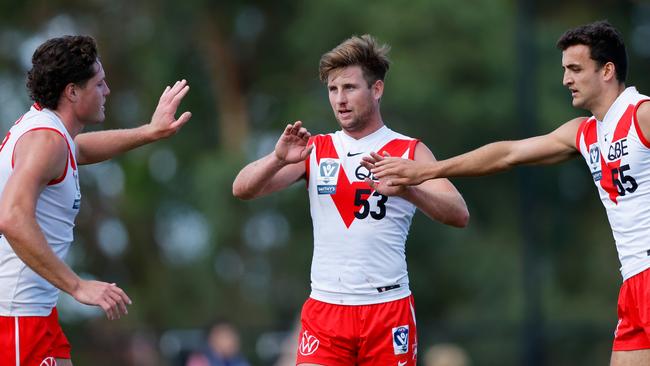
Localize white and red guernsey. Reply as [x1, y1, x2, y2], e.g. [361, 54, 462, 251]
[0, 103, 81, 316]
[305, 126, 419, 305]
[576, 87, 650, 280]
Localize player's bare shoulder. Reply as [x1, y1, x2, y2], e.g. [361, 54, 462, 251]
[412, 141, 436, 162]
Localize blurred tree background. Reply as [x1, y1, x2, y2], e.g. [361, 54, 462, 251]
[1, 0, 649, 365]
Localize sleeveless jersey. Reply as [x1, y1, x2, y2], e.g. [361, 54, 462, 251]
[0, 104, 81, 316]
[576, 87, 650, 280]
[305, 126, 419, 305]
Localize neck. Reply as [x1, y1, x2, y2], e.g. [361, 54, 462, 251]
[592, 83, 627, 121]
[343, 111, 384, 140]
[51, 107, 84, 138]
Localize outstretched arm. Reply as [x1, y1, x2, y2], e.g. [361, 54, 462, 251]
[233, 121, 313, 200]
[363, 117, 585, 186]
[367, 143, 469, 228]
[75, 79, 192, 165]
[0, 130, 131, 320]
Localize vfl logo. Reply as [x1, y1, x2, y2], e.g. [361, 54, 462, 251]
[589, 144, 599, 164]
[319, 159, 339, 180]
[299, 330, 320, 356]
[588, 144, 602, 181]
[40, 357, 56, 366]
[392, 325, 409, 355]
[317, 159, 340, 195]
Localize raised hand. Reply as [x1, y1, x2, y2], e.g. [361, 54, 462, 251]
[274, 121, 313, 164]
[148, 79, 192, 140]
[72, 279, 132, 320]
[363, 152, 430, 186]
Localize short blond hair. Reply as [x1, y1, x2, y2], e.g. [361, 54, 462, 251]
[319, 34, 391, 86]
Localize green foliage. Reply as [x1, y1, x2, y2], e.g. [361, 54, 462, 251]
[1, 0, 648, 365]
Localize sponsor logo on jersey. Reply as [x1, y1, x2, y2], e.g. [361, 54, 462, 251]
[392, 325, 409, 355]
[317, 159, 340, 195]
[588, 144, 602, 181]
[355, 165, 376, 181]
[299, 330, 320, 356]
[397, 361, 407, 366]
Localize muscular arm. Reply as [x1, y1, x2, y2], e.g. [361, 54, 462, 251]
[75, 80, 191, 165]
[0, 131, 130, 319]
[366, 117, 585, 186]
[233, 121, 312, 200]
[0, 131, 79, 293]
[233, 153, 307, 199]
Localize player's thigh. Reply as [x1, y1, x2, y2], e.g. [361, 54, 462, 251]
[610, 349, 650, 366]
[56, 358, 73, 366]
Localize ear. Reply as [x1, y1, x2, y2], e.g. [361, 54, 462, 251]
[372, 79, 384, 100]
[602, 62, 617, 82]
[61, 83, 79, 103]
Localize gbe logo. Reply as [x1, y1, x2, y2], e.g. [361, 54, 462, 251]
[299, 330, 320, 356]
[40, 357, 56, 366]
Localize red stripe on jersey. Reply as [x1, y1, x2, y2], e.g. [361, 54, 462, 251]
[582, 118, 598, 147]
[14, 114, 25, 126]
[312, 135, 416, 228]
[600, 104, 635, 204]
[305, 136, 316, 183]
[312, 135, 362, 227]
[376, 139, 415, 158]
[633, 99, 650, 148]
[407, 139, 419, 160]
[576, 118, 591, 153]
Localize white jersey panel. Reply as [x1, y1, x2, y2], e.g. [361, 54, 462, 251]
[576, 87, 650, 280]
[306, 126, 418, 305]
[0, 105, 80, 316]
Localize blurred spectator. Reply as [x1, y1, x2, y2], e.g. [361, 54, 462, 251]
[185, 321, 250, 366]
[126, 331, 163, 366]
[273, 318, 300, 366]
[423, 343, 471, 366]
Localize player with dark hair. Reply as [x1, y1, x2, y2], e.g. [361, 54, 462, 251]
[364, 20, 650, 365]
[0, 35, 191, 366]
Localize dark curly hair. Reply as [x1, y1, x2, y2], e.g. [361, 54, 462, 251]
[556, 20, 627, 83]
[26, 35, 99, 110]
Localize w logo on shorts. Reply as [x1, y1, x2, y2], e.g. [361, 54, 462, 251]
[40, 357, 56, 366]
[299, 330, 320, 356]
